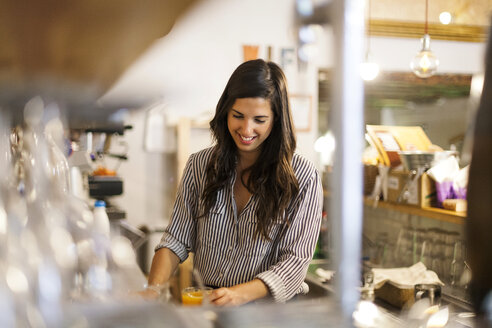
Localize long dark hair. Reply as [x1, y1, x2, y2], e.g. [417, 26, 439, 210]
[201, 59, 299, 240]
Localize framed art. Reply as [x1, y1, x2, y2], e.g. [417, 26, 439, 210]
[290, 94, 312, 132]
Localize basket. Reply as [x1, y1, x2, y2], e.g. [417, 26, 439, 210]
[375, 282, 415, 309]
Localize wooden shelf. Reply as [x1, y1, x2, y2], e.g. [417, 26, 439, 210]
[364, 197, 466, 225]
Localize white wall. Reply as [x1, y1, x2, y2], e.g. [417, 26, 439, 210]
[107, 0, 487, 236]
[108, 0, 321, 236]
[105, 0, 320, 161]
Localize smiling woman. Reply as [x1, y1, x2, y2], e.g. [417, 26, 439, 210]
[143, 59, 323, 306]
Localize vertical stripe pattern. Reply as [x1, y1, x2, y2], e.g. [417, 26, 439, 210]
[155, 147, 323, 303]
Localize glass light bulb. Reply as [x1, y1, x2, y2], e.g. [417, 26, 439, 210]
[360, 61, 380, 81]
[410, 34, 439, 78]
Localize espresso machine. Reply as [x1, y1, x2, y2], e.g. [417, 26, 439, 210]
[69, 124, 131, 218]
[68, 123, 151, 256]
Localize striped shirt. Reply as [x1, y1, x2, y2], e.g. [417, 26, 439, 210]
[156, 147, 323, 303]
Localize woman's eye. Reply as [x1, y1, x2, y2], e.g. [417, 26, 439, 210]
[233, 115, 243, 119]
[255, 119, 266, 124]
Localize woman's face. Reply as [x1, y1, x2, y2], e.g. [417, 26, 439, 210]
[227, 97, 274, 156]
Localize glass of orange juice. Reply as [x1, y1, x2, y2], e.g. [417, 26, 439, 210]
[181, 287, 212, 306]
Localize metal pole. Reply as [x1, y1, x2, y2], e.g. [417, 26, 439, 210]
[330, 0, 365, 320]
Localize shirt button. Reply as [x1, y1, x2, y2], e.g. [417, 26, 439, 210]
[228, 246, 233, 251]
[219, 272, 223, 278]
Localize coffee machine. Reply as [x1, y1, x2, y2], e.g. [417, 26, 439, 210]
[69, 124, 131, 219]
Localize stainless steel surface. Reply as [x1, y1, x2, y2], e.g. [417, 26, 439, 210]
[397, 150, 458, 171]
[303, 270, 476, 327]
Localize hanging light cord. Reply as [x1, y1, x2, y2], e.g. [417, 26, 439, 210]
[425, 0, 429, 34]
[365, 0, 372, 59]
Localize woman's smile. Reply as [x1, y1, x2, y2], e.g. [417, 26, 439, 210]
[238, 134, 257, 144]
[227, 97, 273, 154]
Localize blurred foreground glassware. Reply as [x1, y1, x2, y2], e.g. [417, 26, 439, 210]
[360, 271, 375, 302]
[451, 241, 466, 287]
[395, 227, 415, 267]
[430, 229, 445, 279]
[442, 232, 459, 284]
[0, 96, 149, 326]
[420, 239, 433, 269]
[145, 283, 171, 303]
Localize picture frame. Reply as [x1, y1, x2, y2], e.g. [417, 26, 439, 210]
[290, 94, 312, 132]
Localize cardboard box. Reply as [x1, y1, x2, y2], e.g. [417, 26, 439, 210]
[366, 125, 433, 167]
[364, 165, 379, 196]
[386, 170, 436, 207]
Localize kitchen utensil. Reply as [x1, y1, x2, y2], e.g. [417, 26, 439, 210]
[397, 150, 458, 172]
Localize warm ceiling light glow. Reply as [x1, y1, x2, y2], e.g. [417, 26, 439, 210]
[411, 0, 439, 78]
[439, 12, 452, 25]
[410, 35, 439, 78]
[362, 0, 379, 81]
[360, 61, 380, 81]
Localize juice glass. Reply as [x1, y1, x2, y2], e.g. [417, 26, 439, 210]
[181, 287, 212, 306]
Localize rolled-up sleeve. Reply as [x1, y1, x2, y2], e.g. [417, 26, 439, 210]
[155, 154, 199, 263]
[256, 168, 323, 303]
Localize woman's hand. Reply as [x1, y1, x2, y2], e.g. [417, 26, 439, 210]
[209, 287, 248, 306]
[208, 279, 269, 306]
[127, 288, 159, 301]
[134, 288, 160, 300]
[130, 284, 169, 301]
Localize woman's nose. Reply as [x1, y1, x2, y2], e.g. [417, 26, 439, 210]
[241, 120, 253, 134]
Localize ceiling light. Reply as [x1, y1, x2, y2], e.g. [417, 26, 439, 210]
[410, 0, 439, 78]
[410, 34, 439, 78]
[361, 61, 380, 81]
[361, 0, 379, 81]
[439, 11, 452, 25]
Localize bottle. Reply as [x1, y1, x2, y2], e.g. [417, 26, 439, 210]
[361, 270, 375, 302]
[93, 200, 110, 238]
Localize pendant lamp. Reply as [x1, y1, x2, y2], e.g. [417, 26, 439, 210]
[410, 0, 439, 78]
[361, 0, 379, 81]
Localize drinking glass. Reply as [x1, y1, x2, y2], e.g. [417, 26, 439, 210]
[181, 286, 212, 306]
[420, 240, 433, 269]
[413, 228, 427, 265]
[430, 229, 445, 278]
[395, 227, 414, 267]
[442, 232, 459, 283]
[450, 241, 466, 287]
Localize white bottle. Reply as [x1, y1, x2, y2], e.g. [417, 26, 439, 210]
[93, 200, 110, 238]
